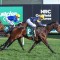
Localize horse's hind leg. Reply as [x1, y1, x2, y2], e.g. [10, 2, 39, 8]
[0, 39, 9, 50]
[0, 43, 5, 48]
[6, 40, 15, 48]
[17, 38, 24, 50]
[7, 38, 24, 50]
[0, 38, 12, 50]
[0, 38, 10, 49]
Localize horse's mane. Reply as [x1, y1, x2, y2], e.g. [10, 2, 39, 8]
[47, 21, 56, 25]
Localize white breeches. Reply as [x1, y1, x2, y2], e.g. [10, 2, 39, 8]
[6, 18, 15, 27]
[26, 19, 36, 28]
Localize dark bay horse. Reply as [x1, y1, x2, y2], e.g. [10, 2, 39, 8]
[0, 22, 60, 53]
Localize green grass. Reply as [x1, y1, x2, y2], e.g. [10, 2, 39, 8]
[0, 35, 60, 60]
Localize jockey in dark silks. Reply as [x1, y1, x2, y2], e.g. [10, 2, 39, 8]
[26, 14, 45, 37]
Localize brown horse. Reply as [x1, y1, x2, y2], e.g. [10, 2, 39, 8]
[0, 22, 11, 37]
[0, 22, 60, 53]
[0, 22, 4, 31]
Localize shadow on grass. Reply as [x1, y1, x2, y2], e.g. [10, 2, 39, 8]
[0, 48, 25, 52]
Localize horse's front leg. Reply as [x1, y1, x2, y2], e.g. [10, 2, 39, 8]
[17, 38, 24, 50]
[41, 37, 55, 53]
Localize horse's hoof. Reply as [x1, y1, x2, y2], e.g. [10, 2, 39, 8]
[28, 51, 31, 53]
[22, 49, 24, 51]
[53, 52, 56, 54]
[0, 48, 3, 51]
[52, 51, 56, 54]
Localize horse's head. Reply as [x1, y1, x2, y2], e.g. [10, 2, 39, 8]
[52, 22, 60, 32]
[46, 21, 59, 32]
[47, 21, 60, 33]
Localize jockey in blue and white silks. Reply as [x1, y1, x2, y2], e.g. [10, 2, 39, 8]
[6, 14, 20, 27]
[26, 14, 45, 28]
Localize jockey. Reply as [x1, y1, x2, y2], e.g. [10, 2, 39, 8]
[36, 14, 46, 27]
[26, 14, 45, 28]
[26, 14, 45, 36]
[6, 14, 20, 27]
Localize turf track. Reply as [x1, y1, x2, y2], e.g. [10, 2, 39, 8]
[0, 35, 60, 60]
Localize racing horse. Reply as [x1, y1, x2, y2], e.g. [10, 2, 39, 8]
[0, 22, 21, 37]
[0, 21, 59, 53]
[0, 22, 10, 37]
[0, 22, 4, 31]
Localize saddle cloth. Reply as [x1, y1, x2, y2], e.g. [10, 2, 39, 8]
[26, 26, 34, 37]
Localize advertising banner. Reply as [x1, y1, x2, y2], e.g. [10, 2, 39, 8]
[32, 5, 59, 33]
[33, 5, 52, 24]
[0, 6, 23, 25]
